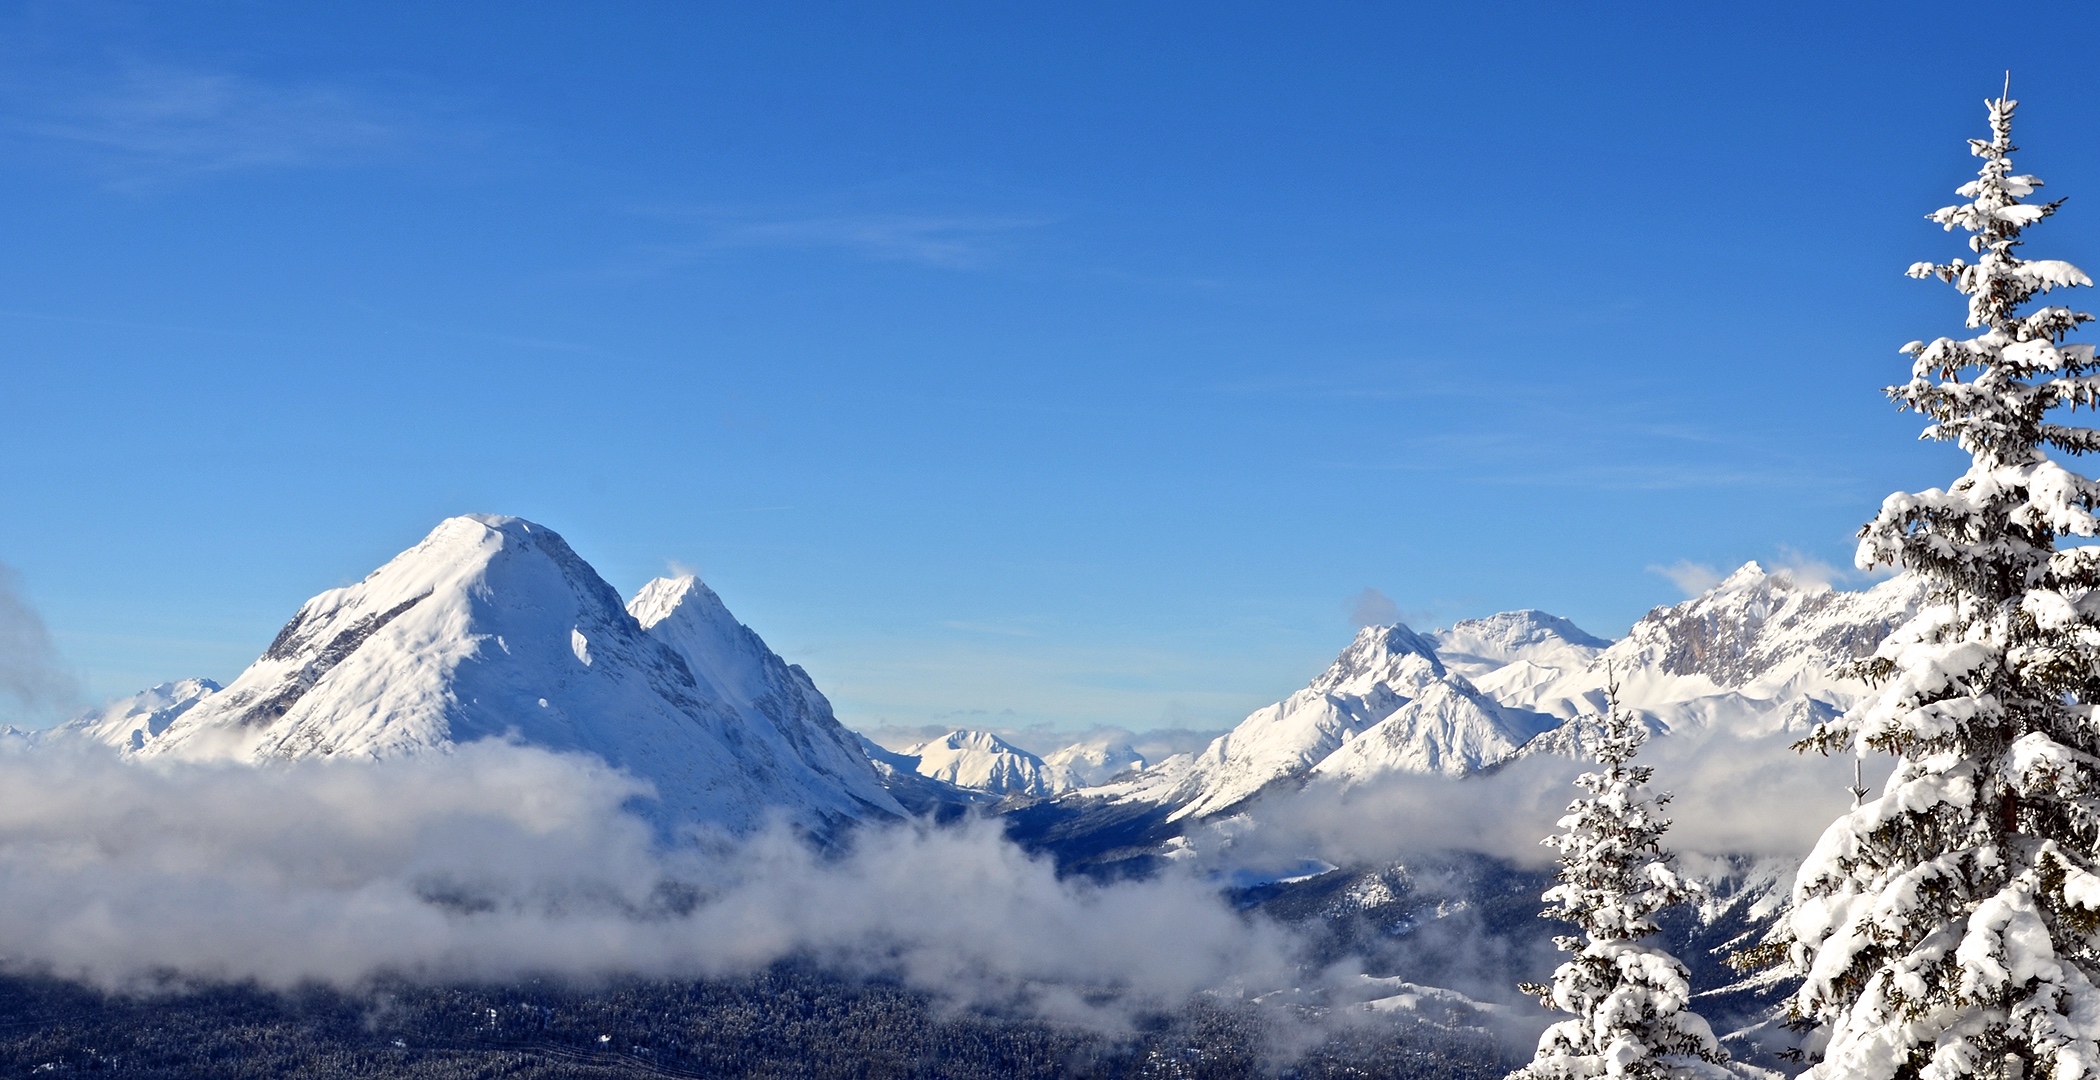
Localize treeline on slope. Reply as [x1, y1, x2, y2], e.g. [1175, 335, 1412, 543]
[0, 966, 1517, 1080]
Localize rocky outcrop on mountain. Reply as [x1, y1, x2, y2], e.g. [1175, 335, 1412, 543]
[1498, 564, 1927, 739]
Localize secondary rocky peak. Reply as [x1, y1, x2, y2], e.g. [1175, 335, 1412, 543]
[1623, 563, 1920, 691]
[629, 574, 791, 711]
[1094, 614, 1559, 822]
[628, 574, 728, 632]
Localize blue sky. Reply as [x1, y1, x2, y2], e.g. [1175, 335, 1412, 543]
[4, 1, 2097, 736]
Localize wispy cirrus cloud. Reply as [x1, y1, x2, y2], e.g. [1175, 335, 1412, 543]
[627, 208, 1051, 272]
[940, 619, 1035, 637]
[1648, 544, 1880, 599]
[1648, 559, 1724, 597]
[0, 64, 450, 186]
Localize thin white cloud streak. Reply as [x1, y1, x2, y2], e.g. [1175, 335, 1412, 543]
[0, 564, 78, 725]
[1649, 560, 1724, 598]
[0, 741, 1304, 1029]
[627, 209, 1049, 272]
[712, 214, 1046, 268]
[1650, 547, 1880, 600]
[1, 64, 452, 186]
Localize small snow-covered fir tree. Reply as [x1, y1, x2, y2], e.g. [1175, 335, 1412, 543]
[1769, 89, 2100, 1078]
[1511, 683, 1732, 1080]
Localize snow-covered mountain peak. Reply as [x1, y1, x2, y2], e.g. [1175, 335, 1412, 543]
[1096, 618, 1556, 821]
[1309, 623, 1444, 698]
[1435, 610, 1611, 667]
[1313, 678, 1560, 782]
[901, 730, 1072, 797]
[123, 514, 902, 833]
[628, 574, 796, 712]
[910, 729, 1029, 757]
[1045, 737, 1147, 787]
[58, 678, 222, 752]
[1619, 563, 1917, 693]
[628, 574, 723, 629]
[1470, 566, 1928, 741]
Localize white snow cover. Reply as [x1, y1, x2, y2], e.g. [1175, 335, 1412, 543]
[897, 729, 1072, 797]
[1043, 737, 1147, 788]
[121, 515, 902, 833]
[56, 678, 221, 752]
[1088, 564, 1923, 825]
[1098, 623, 1560, 821]
[1500, 564, 1927, 739]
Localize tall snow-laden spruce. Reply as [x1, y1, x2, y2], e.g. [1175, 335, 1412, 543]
[1511, 685, 1733, 1080]
[1775, 91, 2100, 1078]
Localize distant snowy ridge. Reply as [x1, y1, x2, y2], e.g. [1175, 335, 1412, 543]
[60, 536, 1921, 839]
[851, 732, 1001, 812]
[1043, 737, 1146, 787]
[1084, 564, 1923, 824]
[56, 678, 221, 752]
[1493, 563, 1925, 739]
[890, 729, 1075, 797]
[90, 515, 904, 834]
[1095, 621, 1563, 821]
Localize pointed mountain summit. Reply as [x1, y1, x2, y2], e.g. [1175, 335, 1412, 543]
[1431, 610, 1611, 711]
[625, 574, 892, 809]
[1433, 610, 1610, 678]
[892, 730, 1072, 797]
[136, 515, 902, 833]
[1100, 623, 1557, 821]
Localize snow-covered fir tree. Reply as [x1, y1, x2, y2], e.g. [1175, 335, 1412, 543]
[1511, 682, 1733, 1080]
[1770, 90, 2100, 1078]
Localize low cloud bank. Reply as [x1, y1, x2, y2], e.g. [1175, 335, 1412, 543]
[0, 741, 1304, 1029]
[1194, 723, 1880, 882]
[0, 720, 1865, 1042]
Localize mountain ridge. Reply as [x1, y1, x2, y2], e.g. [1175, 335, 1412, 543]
[82, 515, 905, 834]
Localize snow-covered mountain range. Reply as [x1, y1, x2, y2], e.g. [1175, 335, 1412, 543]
[1074, 563, 1924, 824]
[61, 515, 904, 834]
[849, 729, 1147, 799]
[49, 508, 1927, 850]
[1095, 622, 1562, 821]
[891, 729, 1072, 797]
[25, 513, 1942, 1074]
